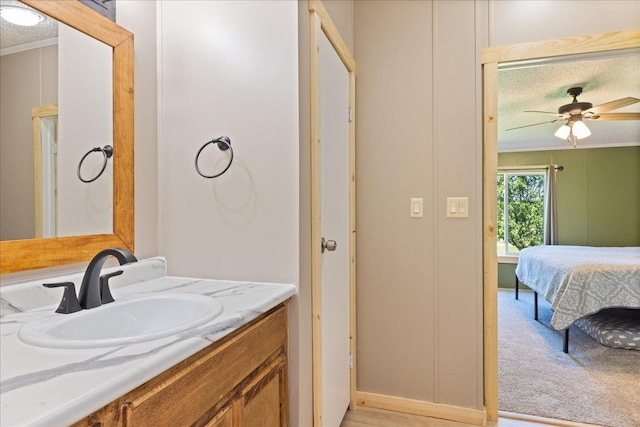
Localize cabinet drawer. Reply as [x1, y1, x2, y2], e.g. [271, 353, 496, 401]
[122, 306, 287, 427]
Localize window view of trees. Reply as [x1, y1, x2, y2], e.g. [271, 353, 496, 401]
[497, 173, 545, 255]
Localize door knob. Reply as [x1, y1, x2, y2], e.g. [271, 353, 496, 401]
[321, 237, 337, 253]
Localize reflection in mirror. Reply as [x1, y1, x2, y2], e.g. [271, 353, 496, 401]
[0, 1, 113, 241]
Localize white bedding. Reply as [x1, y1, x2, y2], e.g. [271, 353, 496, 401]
[515, 246, 640, 330]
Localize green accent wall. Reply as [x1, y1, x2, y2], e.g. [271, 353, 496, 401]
[497, 146, 640, 288]
[498, 263, 517, 288]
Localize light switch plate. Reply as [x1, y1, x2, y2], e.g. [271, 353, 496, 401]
[411, 198, 423, 218]
[447, 197, 468, 218]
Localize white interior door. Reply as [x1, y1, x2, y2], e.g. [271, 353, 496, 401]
[319, 30, 351, 427]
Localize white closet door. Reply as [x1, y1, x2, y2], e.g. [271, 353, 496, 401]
[319, 30, 351, 427]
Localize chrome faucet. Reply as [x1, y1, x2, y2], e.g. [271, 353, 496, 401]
[78, 248, 138, 310]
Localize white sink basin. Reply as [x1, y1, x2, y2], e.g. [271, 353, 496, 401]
[17, 293, 223, 349]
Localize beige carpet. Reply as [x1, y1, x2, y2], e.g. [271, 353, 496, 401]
[498, 289, 640, 427]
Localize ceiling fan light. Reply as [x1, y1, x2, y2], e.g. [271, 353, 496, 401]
[572, 120, 591, 139]
[554, 124, 571, 140]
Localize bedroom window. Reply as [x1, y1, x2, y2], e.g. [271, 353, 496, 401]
[497, 171, 545, 256]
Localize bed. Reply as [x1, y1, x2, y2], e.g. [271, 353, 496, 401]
[514, 245, 640, 352]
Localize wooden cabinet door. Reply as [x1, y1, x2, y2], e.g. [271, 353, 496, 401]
[237, 355, 287, 427]
[203, 404, 233, 427]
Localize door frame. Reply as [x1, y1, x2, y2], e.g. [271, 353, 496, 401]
[309, 1, 357, 425]
[481, 28, 640, 421]
[32, 104, 59, 239]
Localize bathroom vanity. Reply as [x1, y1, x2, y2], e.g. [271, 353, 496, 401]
[0, 2, 297, 424]
[0, 258, 296, 426]
[76, 305, 287, 426]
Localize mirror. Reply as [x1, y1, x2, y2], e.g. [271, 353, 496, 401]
[0, 0, 134, 274]
[0, 5, 114, 241]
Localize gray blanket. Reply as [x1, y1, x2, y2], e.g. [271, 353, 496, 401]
[515, 246, 640, 330]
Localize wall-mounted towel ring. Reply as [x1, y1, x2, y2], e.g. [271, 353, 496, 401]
[195, 136, 233, 179]
[77, 145, 113, 183]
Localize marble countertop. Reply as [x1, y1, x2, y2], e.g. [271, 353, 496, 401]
[0, 258, 296, 427]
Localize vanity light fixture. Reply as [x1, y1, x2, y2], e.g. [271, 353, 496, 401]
[0, 6, 45, 27]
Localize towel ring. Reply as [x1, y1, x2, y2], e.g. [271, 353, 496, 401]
[77, 145, 113, 183]
[195, 136, 233, 179]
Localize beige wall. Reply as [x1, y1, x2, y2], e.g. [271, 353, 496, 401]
[354, 0, 435, 401]
[432, 1, 485, 407]
[0, 45, 57, 241]
[490, 0, 640, 46]
[354, 0, 483, 408]
[354, 0, 638, 413]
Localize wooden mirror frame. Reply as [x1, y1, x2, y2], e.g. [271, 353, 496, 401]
[481, 29, 640, 421]
[0, 0, 134, 274]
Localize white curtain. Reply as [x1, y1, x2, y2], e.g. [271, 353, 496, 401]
[543, 166, 558, 245]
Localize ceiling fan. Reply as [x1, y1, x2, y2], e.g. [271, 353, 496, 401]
[506, 87, 640, 147]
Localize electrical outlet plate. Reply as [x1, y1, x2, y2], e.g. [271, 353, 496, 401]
[447, 197, 468, 218]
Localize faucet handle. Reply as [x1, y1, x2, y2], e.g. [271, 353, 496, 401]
[43, 282, 83, 314]
[100, 270, 123, 304]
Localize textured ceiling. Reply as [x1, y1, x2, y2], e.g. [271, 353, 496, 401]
[498, 52, 640, 152]
[0, 0, 58, 51]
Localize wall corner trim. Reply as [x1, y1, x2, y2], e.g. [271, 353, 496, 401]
[355, 391, 487, 426]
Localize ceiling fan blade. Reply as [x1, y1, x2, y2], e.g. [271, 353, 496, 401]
[586, 97, 640, 115]
[505, 119, 562, 131]
[524, 110, 566, 117]
[587, 112, 640, 121]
